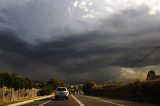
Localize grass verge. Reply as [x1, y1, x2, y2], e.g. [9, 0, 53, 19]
[86, 79, 160, 105]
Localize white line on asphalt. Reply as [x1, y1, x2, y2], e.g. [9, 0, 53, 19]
[8, 95, 54, 106]
[38, 100, 51, 106]
[71, 94, 85, 106]
[85, 96, 125, 106]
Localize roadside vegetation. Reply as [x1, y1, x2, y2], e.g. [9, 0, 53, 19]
[0, 72, 35, 106]
[0, 72, 33, 90]
[37, 79, 65, 96]
[0, 71, 66, 106]
[83, 70, 160, 105]
[0, 72, 65, 96]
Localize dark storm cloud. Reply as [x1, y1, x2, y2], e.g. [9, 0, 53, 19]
[0, 30, 28, 52]
[0, 0, 160, 81]
[1, 28, 160, 81]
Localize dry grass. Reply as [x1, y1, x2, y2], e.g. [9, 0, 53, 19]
[0, 96, 40, 106]
[88, 79, 160, 105]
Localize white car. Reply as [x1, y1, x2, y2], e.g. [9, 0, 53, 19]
[55, 87, 69, 100]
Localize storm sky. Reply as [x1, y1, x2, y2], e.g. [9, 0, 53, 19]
[0, 0, 160, 82]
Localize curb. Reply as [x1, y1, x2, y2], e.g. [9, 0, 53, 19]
[7, 95, 54, 106]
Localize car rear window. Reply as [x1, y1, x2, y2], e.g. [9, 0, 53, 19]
[57, 88, 67, 91]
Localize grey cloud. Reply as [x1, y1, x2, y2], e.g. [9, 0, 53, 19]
[0, 1, 160, 81]
[0, 30, 160, 81]
[0, 30, 28, 52]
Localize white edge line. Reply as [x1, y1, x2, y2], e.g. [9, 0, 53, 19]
[38, 100, 51, 106]
[7, 100, 34, 106]
[71, 94, 85, 106]
[85, 96, 125, 106]
[7, 95, 54, 106]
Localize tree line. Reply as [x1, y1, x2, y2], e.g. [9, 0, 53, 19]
[0, 72, 66, 96]
[39, 79, 65, 96]
[0, 72, 33, 90]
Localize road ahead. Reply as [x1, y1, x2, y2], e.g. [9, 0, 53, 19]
[22, 94, 158, 106]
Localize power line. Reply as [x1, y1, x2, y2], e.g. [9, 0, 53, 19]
[107, 46, 160, 81]
[131, 46, 160, 67]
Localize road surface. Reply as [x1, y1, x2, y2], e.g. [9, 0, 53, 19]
[22, 94, 158, 106]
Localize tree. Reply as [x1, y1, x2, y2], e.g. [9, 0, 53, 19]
[0, 72, 33, 89]
[24, 78, 33, 89]
[147, 70, 157, 80]
[39, 85, 53, 96]
[0, 73, 4, 87]
[39, 79, 64, 96]
[2, 73, 13, 88]
[83, 81, 96, 94]
[47, 79, 64, 90]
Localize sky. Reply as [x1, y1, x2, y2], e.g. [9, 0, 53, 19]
[0, 0, 160, 82]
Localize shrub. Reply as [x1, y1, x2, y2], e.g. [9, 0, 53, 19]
[39, 85, 53, 96]
[47, 79, 64, 89]
[0, 72, 33, 89]
[83, 81, 96, 94]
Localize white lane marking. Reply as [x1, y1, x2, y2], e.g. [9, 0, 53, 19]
[85, 96, 125, 106]
[38, 100, 51, 106]
[71, 94, 85, 106]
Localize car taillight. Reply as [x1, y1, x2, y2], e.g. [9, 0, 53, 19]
[65, 91, 68, 94]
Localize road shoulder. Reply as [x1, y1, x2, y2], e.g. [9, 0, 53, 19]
[7, 95, 54, 106]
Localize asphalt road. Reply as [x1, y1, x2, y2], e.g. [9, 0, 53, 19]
[22, 94, 158, 106]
